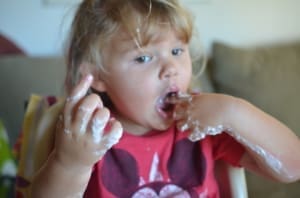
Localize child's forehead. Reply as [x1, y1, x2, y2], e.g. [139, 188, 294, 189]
[112, 25, 184, 47]
[117, 26, 163, 40]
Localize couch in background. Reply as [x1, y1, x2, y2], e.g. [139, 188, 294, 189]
[210, 42, 300, 139]
[207, 42, 300, 198]
[0, 41, 299, 197]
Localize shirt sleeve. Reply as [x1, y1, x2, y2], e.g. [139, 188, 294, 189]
[212, 132, 246, 167]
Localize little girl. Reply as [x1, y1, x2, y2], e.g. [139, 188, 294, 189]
[29, 0, 300, 197]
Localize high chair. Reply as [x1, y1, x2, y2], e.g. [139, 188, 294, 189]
[14, 94, 248, 198]
[216, 160, 248, 198]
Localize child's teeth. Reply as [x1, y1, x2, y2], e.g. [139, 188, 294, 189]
[165, 94, 177, 103]
[176, 92, 192, 101]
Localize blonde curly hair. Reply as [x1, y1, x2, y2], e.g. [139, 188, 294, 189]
[65, 0, 202, 106]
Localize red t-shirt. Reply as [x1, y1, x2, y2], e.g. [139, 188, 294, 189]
[84, 125, 245, 198]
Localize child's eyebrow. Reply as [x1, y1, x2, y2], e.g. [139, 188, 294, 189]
[113, 38, 146, 55]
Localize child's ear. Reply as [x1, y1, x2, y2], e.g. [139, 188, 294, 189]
[79, 62, 107, 92]
[91, 79, 107, 92]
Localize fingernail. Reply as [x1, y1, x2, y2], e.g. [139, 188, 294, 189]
[109, 117, 116, 122]
[85, 74, 93, 82]
[97, 103, 103, 109]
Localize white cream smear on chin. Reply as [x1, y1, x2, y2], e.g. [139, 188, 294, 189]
[175, 92, 294, 180]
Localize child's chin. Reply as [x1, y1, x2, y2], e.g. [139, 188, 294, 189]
[155, 118, 174, 131]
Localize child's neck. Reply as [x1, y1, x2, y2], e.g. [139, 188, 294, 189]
[110, 109, 151, 136]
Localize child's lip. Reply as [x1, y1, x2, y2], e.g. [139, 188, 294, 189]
[156, 106, 169, 118]
[163, 91, 192, 104]
[157, 86, 179, 106]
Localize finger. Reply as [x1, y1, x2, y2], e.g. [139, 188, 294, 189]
[68, 74, 93, 103]
[176, 119, 190, 132]
[64, 74, 93, 128]
[173, 103, 189, 120]
[93, 120, 123, 157]
[56, 114, 64, 134]
[171, 92, 194, 105]
[188, 126, 206, 142]
[89, 107, 110, 144]
[73, 94, 101, 135]
[100, 119, 123, 150]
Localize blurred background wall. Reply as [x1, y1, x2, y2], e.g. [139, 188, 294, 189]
[1, 0, 300, 57]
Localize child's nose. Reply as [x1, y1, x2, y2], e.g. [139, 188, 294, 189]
[159, 59, 178, 80]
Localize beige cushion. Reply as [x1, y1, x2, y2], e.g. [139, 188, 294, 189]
[210, 42, 300, 137]
[210, 42, 300, 198]
[191, 57, 215, 93]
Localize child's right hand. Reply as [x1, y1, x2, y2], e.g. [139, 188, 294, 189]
[173, 92, 233, 141]
[53, 74, 123, 171]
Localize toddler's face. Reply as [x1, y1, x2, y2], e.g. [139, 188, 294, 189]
[99, 28, 192, 135]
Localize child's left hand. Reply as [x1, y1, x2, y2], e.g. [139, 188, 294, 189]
[173, 93, 236, 141]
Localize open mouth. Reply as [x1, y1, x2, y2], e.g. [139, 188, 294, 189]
[156, 91, 178, 118]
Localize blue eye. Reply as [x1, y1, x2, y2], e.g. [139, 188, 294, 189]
[172, 48, 184, 56]
[134, 55, 152, 63]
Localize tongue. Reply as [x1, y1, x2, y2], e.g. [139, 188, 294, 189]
[162, 102, 173, 111]
[161, 93, 177, 112]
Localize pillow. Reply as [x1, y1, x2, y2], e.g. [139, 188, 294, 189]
[15, 95, 64, 197]
[210, 42, 300, 137]
[210, 41, 300, 197]
[0, 34, 25, 55]
[191, 57, 215, 93]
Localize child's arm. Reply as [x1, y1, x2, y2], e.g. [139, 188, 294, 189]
[231, 97, 300, 183]
[30, 75, 123, 197]
[30, 151, 93, 198]
[174, 93, 300, 183]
